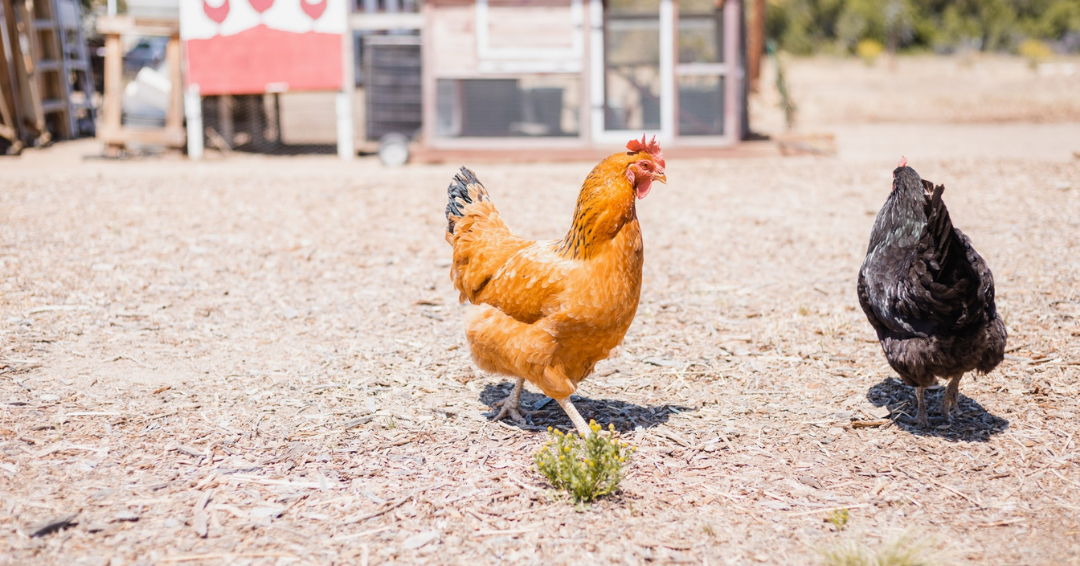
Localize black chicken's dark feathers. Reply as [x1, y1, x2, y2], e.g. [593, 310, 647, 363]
[857, 166, 1006, 388]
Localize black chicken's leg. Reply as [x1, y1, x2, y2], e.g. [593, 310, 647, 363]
[915, 386, 929, 427]
[941, 375, 962, 423]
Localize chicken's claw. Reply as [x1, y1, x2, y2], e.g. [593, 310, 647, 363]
[492, 402, 526, 424]
[490, 377, 534, 424]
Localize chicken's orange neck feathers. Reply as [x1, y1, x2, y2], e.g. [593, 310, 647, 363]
[557, 152, 645, 260]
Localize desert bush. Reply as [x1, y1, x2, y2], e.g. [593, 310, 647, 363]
[855, 39, 885, 64]
[534, 422, 634, 503]
[1019, 38, 1054, 67]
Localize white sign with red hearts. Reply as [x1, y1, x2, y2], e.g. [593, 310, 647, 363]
[180, 0, 347, 39]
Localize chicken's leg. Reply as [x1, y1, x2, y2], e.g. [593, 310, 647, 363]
[555, 396, 592, 437]
[492, 377, 527, 423]
[915, 386, 929, 427]
[941, 375, 962, 423]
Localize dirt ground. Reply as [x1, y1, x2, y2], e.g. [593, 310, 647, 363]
[2, 56, 1080, 566]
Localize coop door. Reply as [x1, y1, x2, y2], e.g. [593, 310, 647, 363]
[590, 0, 674, 143]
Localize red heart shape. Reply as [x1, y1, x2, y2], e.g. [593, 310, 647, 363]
[203, 0, 230, 24]
[248, 0, 274, 14]
[301, 0, 327, 20]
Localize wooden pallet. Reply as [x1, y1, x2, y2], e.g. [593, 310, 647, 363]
[96, 16, 184, 155]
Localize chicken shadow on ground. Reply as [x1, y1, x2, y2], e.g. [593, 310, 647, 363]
[867, 377, 1009, 442]
[479, 382, 694, 434]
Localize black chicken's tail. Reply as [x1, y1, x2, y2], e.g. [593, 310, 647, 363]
[445, 167, 490, 235]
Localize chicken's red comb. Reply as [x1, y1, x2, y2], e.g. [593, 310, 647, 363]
[898, 155, 907, 168]
[627, 134, 665, 168]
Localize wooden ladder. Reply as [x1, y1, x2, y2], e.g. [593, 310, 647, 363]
[0, 0, 23, 150]
[23, 0, 94, 140]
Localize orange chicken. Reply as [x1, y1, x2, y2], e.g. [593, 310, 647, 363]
[444, 136, 666, 436]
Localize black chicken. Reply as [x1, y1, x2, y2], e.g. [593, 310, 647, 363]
[857, 159, 1006, 427]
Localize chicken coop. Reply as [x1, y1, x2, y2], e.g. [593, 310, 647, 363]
[415, 0, 747, 161]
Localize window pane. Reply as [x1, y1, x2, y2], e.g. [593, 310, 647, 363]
[678, 2, 723, 64]
[678, 75, 724, 136]
[604, 0, 661, 131]
[435, 77, 580, 138]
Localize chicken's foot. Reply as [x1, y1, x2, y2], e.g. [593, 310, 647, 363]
[555, 397, 592, 437]
[492, 377, 529, 423]
[941, 375, 962, 423]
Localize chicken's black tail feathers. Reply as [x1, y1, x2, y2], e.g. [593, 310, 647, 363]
[446, 167, 490, 235]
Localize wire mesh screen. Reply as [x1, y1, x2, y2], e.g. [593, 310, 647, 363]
[677, 0, 727, 137]
[364, 37, 421, 141]
[197, 94, 337, 155]
[435, 76, 580, 138]
[678, 75, 725, 136]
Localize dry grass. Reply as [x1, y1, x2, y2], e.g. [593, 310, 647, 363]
[817, 534, 945, 566]
[0, 143, 1077, 565]
[751, 54, 1080, 132]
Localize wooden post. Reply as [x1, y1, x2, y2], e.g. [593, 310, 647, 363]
[166, 35, 183, 131]
[184, 85, 203, 159]
[102, 30, 122, 154]
[723, 0, 741, 143]
[337, 14, 354, 160]
[747, 0, 764, 92]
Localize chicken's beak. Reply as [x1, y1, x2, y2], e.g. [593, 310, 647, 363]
[654, 172, 667, 184]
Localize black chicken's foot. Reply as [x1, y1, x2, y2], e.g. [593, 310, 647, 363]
[941, 375, 963, 423]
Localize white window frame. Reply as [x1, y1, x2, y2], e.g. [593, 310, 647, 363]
[588, 0, 674, 146]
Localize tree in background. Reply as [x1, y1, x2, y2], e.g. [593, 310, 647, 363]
[766, 0, 1080, 55]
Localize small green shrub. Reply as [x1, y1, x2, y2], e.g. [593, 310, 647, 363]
[534, 421, 634, 503]
[826, 508, 850, 531]
[1018, 38, 1052, 69]
[818, 534, 942, 566]
[855, 39, 884, 66]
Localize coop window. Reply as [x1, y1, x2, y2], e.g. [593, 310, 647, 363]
[677, 0, 725, 64]
[602, 1, 662, 132]
[677, 75, 724, 136]
[435, 77, 580, 138]
[676, 0, 728, 136]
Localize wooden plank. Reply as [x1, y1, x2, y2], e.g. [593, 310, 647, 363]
[97, 125, 186, 146]
[420, 1, 436, 145]
[723, 0, 741, 143]
[96, 15, 178, 36]
[429, 1, 478, 75]
[348, 12, 422, 30]
[411, 140, 780, 164]
[0, 0, 19, 143]
[12, 0, 47, 141]
[101, 32, 121, 134]
[165, 35, 183, 130]
[747, 0, 764, 91]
